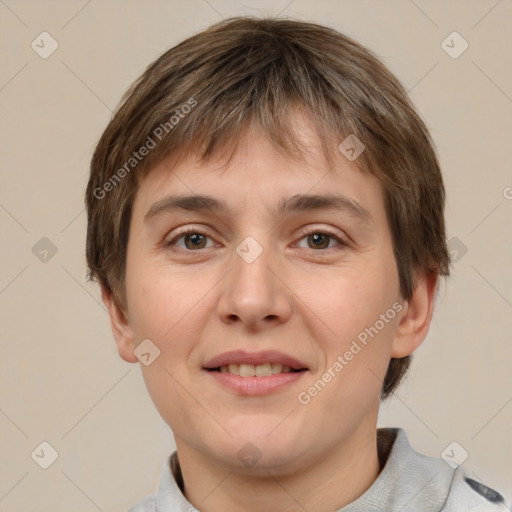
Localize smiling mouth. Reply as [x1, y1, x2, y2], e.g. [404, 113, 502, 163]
[207, 363, 306, 377]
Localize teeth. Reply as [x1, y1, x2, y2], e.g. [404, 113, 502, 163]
[228, 363, 239, 375]
[271, 363, 283, 374]
[218, 363, 295, 376]
[239, 363, 255, 377]
[255, 363, 272, 377]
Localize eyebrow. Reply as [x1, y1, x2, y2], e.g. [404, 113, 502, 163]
[144, 193, 373, 225]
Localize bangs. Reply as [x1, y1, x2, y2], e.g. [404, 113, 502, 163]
[106, 18, 391, 185]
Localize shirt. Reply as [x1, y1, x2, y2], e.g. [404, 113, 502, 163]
[127, 428, 511, 511]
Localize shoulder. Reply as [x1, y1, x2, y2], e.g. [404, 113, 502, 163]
[124, 493, 156, 512]
[442, 466, 511, 511]
[376, 428, 511, 511]
[123, 452, 192, 511]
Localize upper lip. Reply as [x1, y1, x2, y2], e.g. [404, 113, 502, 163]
[203, 350, 308, 370]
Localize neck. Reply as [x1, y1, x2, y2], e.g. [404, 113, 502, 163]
[174, 423, 381, 512]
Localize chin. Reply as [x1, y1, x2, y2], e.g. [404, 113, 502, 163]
[211, 430, 310, 474]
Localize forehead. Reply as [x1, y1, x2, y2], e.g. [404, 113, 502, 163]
[132, 120, 385, 225]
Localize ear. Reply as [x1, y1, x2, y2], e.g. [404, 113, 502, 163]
[100, 283, 138, 363]
[391, 272, 439, 358]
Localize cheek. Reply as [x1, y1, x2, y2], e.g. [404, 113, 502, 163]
[298, 257, 400, 392]
[125, 252, 189, 341]
[309, 267, 396, 339]
[125, 262, 213, 380]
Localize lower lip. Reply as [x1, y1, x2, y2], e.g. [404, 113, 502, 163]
[204, 370, 307, 396]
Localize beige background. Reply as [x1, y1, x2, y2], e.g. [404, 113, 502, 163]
[1, 0, 511, 510]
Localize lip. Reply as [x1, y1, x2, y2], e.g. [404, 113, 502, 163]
[203, 349, 308, 371]
[204, 369, 307, 396]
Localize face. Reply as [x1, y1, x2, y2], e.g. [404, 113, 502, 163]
[113, 117, 411, 474]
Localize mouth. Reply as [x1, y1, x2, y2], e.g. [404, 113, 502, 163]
[202, 350, 309, 394]
[206, 363, 307, 377]
[203, 349, 309, 375]
[204, 365, 308, 396]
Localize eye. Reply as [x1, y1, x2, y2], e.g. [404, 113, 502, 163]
[165, 228, 347, 253]
[295, 230, 346, 250]
[165, 228, 216, 251]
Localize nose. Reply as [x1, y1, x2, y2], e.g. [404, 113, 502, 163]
[216, 238, 292, 331]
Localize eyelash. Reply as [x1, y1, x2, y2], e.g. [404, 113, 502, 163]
[165, 227, 347, 252]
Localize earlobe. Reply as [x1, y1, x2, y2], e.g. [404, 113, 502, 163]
[391, 273, 439, 359]
[100, 283, 138, 363]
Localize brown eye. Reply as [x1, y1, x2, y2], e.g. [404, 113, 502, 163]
[166, 229, 214, 251]
[183, 233, 207, 250]
[296, 231, 345, 251]
[307, 233, 331, 249]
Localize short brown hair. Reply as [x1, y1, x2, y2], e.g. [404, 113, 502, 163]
[85, 16, 450, 399]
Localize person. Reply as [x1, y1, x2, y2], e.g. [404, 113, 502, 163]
[85, 16, 511, 512]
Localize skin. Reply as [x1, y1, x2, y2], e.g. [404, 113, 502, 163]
[102, 113, 438, 512]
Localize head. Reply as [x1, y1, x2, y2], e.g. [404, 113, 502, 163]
[86, 17, 449, 472]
